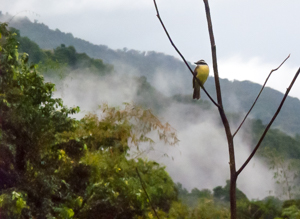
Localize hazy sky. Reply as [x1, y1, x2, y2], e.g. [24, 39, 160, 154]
[2, 0, 300, 98]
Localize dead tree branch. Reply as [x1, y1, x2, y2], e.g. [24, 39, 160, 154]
[237, 67, 300, 176]
[233, 54, 290, 137]
[202, 1, 237, 218]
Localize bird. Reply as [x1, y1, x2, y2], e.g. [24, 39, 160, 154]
[193, 59, 209, 99]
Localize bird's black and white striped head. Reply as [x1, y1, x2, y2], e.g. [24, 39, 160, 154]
[194, 60, 207, 65]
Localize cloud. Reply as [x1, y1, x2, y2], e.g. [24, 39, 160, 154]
[143, 102, 275, 199]
[50, 70, 139, 118]
[2, 0, 152, 15]
[218, 56, 300, 100]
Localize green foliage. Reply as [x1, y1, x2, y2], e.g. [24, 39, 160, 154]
[261, 147, 300, 199]
[76, 152, 177, 218]
[167, 201, 190, 219]
[281, 205, 300, 219]
[176, 183, 214, 209]
[7, 27, 114, 81]
[0, 191, 28, 218]
[0, 22, 179, 218]
[58, 103, 178, 153]
[0, 21, 79, 218]
[190, 198, 230, 219]
[236, 196, 282, 219]
[10, 27, 47, 63]
[249, 119, 300, 160]
[54, 104, 179, 218]
[213, 180, 248, 203]
[277, 200, 300, 219]
[0, 21, 78, 172]
[42, 44, 113, 77]
[54, 206, 75, 219]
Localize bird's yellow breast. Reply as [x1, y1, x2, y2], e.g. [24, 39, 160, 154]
[195, 65, 209, 85]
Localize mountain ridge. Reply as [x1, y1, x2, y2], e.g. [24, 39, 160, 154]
[1, 13, 300, 135]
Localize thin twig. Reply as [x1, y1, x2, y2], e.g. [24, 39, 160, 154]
[237, 68, 300, 176]
[233, 54, 290, 137]
[152, 0, 218, 107]
[136, 167, 160, 219]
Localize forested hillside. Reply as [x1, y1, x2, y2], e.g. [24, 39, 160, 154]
[8, 23, 300, 173]
[1, 13, 300, 135]
[11, 29, 300, 162]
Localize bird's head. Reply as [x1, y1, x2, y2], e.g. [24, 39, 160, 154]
[194, 59, 207, 65]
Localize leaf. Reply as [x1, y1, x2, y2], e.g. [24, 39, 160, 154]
[12, 71, 18, 80]
[15, 49, 19, 61]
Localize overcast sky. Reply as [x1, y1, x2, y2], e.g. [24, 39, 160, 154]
[2, 0, 300, 96]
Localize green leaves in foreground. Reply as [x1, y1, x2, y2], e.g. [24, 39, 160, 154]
[0, 22, 179, 218]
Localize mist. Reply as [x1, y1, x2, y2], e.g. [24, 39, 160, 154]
[47, 66, 277, 200]
[146, 102, 275, 199]
[49, 70, 139, 118]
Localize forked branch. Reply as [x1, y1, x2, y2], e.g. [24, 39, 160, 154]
[233, 54, 290, 137]
[202, 1, 237, 218]
[237, 68, 300, 176]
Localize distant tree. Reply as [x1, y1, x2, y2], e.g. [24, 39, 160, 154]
[262, 147, 300, 199]
[213, 180, 248, 203]
[45, 44, 113, 74]
[191, 188, 212, 199]
[8, 27, 47, 63]
[190, 197, 230, 219]
[237, 196, 282, 219]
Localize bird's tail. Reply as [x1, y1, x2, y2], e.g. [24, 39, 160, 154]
[193, 87, 200, 99]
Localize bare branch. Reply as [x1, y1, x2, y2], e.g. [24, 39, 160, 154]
[136, 167, 160, 219]
[203, 1, 237, 218]
[237, 68, 300, 176]
[203, 0, 223, 108]
[233, 54, 290, 138]
[152, 0, 218, 107]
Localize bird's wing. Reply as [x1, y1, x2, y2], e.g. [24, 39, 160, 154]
[193, 77, 195, 88]
[193, 66, 198, 88]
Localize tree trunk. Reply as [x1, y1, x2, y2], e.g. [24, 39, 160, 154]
[230, 173, 237, 219]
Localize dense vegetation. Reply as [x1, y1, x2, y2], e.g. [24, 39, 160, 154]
[0, 22, 179, 218]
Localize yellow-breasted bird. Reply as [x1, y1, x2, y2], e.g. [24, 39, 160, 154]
[193, 59, 209, 99]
